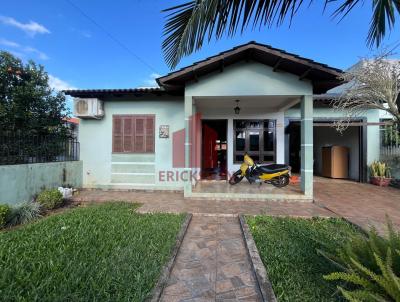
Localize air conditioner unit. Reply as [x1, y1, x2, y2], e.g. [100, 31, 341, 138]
[73, 98, 104, 119]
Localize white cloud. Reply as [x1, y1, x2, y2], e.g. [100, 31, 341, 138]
[0, 38, 19, 48]
[0, 38, 49, 61]
[24, 47, 49, 60]
[143, 73, 161, 87]
[48, 75, 76, 91]
[0, 16, 50, 36]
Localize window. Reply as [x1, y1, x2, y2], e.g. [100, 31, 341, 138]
[112, 115, 155, 153]
[234, 119, 276, 163]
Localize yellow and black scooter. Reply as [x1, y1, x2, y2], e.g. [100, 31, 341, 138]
[229, 154, 291, 187]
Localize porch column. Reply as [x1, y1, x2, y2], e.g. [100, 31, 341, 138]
[301, 95, 313, 197]
[184, 95, 193, 197]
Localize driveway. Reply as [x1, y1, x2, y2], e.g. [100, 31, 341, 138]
[314, 178, 400, 234]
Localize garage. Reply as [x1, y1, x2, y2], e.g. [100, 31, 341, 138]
[286, 119, 366, 182]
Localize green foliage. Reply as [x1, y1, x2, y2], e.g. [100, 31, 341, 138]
[7, 201, 42, 226]
[0, 203, 185, 301]
[382, 125, 400, 147]
[323, 220, 400, 302]
[246, 216, 361, 302]
[162, 0, 400, 68]
[369, 161, 391, 178]
[0, 204, 10, 228]
[0, 51, 71, 163]
[36, 189, 63, 210]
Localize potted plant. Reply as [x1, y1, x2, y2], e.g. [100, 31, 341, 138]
[369, 161, 392, 187]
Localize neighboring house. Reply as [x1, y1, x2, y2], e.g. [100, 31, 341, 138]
[64, 117, 80, 140]
[64, 42, 382, 200]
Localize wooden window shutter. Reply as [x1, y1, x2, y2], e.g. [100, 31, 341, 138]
[134, 117, 145, 152]
[113, 114, 155, 153]
[112, 116, 123, 152]
[145, 116, 155, 153]
[123, 117, 134, 152]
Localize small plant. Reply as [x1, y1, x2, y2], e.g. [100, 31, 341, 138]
[369, 160, 391, 178]
[321, 219, 400, 301]
[0, 204, 11, 228]
[7, 202, 42, 226]
[369, 161, 392, 186]
[36, 189, 63, 210]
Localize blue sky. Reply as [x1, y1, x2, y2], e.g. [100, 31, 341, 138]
[1, 0, 399, 92]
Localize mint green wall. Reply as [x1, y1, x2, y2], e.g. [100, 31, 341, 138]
[79, 96, 185, 190]
[285, 107, 381, 164]
[0, 161, 83, 205]
[186, 61, 313, 97]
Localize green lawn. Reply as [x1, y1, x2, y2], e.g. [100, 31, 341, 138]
[0, 203, 185, 302]
[246, 216, 362, 302]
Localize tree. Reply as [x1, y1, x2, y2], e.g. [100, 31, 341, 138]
[332, 55, 400, 131]
[0, 51, 70, 136]
[0, 51, 71, 164]
[162, 0, 400, 69]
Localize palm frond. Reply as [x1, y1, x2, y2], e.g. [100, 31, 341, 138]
[162, 0, 305, 69]
[162, 0, 400, 69]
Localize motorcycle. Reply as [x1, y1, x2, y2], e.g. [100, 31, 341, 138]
[229, 154, 291, 188]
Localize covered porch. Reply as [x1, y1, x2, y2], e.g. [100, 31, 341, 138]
[184, 94, 314, 201]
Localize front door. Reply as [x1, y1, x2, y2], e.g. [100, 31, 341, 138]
[201, 120, 227, 180]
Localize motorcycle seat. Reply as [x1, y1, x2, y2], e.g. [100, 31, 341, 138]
[258, 164, 289, 173]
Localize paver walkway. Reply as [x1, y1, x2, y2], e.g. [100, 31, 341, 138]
[160, 215, 262, 302]
[72, 178, 400, 233]
[72, 190, 333, 217]
[314, 178, 400, 234]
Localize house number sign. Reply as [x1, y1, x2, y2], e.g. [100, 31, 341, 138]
[159, 125, 169, 138]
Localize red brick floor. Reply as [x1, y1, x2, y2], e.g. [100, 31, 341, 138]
[314, 178, 400, 234]
[72, 190, 333, 217]
[72, 178, 400, 234]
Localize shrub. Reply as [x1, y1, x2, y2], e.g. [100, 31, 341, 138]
[0, 204, 10, 228]
[36, 189, 63, 210]
[7, 202, 42, 226]
[321, 220, 400, 301]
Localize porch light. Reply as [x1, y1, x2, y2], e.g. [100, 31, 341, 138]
[234, 100, 241, 115]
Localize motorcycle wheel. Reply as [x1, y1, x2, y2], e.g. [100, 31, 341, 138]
[271, 175, 290, 188]
[229, 170, 244, 185]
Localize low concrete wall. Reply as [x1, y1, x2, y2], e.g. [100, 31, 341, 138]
[0, 161, 83, 205]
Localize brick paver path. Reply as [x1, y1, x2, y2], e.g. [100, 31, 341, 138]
[72, 190, 333, 217]
[72, 178, 400, 233]
[314, 179, 400, 234]
[160, 215, 262, 302]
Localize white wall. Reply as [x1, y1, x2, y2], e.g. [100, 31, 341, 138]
[186, 61, 313, 97]
[79, 96, 185, 190]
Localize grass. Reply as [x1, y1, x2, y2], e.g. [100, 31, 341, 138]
[246, 216, 362, 302]
[0, 202, 185, 302]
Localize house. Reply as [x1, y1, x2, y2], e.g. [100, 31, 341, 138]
[64, 117, 80, 140]
[64, 42, 382, 201]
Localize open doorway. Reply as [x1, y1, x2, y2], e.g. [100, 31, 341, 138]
[286, 120, 365, 182]
[201, 120, 227, 180]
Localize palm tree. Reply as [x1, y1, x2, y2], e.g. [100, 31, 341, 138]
[162, 0, 400, 69]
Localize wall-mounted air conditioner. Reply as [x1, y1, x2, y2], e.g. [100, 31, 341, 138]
[73, 98, 104, 119]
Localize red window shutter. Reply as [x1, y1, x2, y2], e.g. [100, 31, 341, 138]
[112, 116, 123, 152]
[123, 117, 134, 152]
[113, 115, 155, 154]
[134, 117, 145, 152]
[145, 116, 155, 153]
